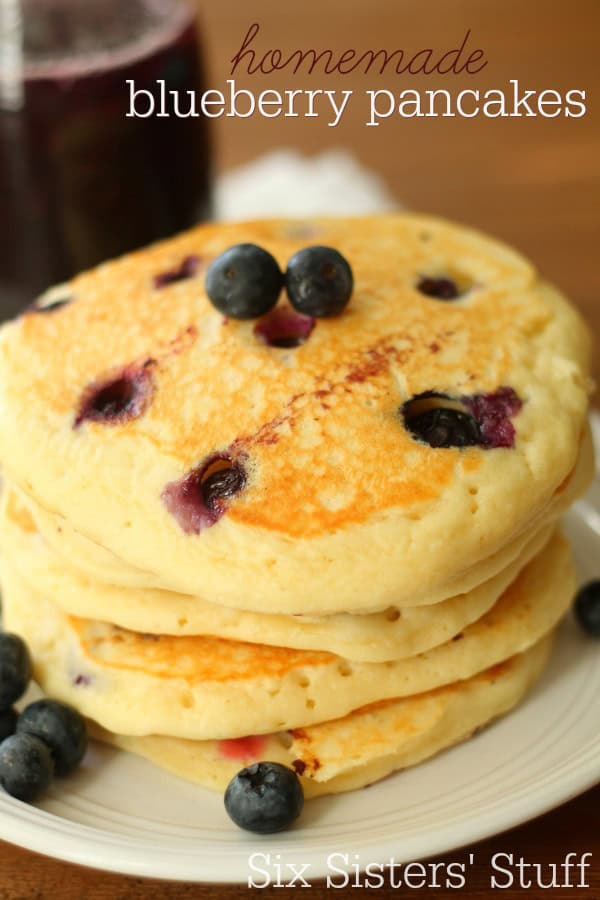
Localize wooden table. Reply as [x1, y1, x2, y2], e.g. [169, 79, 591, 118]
[1, 0, 598, 896]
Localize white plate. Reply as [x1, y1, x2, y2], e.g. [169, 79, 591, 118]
[0, 424, 599, 885]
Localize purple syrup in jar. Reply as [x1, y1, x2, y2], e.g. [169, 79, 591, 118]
[0, 0, 212, 318]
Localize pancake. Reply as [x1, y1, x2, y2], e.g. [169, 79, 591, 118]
[9, 419, 594, 615]
[0, 214, 591, 614]
[0, 533, 575, 739]
[1, 483, 554, 661]
[92, 634, 553, 798]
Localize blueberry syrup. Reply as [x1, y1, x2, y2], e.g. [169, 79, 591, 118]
[254, 306, 315, 348]
[153, 255, 201, 289]
[161, 454, 247, 534]
[0, 0, 211, 319]
[462, 386, 523, 449]
[74, 361, 154, 428]
[217, 735, 267, 761]
[417, 275, 460, 300]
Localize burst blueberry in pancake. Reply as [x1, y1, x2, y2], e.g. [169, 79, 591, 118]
[0, 215, 591, 615]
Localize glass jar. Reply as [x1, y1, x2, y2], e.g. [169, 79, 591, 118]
[0, 0, 212, 317]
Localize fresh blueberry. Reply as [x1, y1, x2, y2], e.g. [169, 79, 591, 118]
[205, 244, 283, 319]
[0, 733, 54, 801]
[0, 634, 32, 710]
[417, 275, 459, 300]
[0, 709, 17, 742]
[573, 581, 600, 637]
[403, 397, 482, 448]
[17, 699, 87, 776]
[201, 464, 247, 514]
[285, 246, 353, 317]
[224, 761, 304, 834]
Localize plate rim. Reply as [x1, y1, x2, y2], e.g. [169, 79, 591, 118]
[0, 748, 598, 883]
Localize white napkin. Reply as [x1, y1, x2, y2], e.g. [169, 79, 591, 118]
[215, 149, 398, 220]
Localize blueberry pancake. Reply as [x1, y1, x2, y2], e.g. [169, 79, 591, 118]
[0, 483, 561, 661]
[13, 467, 582, 610]
[92, 635, 553, 798]
[7, 418, 593, 620]
[0, 215, 592, 614]
[0, 533, 575, 740]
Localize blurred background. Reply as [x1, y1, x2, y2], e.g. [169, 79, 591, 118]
[1, 0, 598, 380]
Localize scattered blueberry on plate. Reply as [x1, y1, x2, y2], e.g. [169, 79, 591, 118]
[0, 733, 54, 802]
[0, 633, 88, 802]
[0, 633, 31, 709]
[0, 709, 17, 743]
[224, 761, 304, 834]
[17, 699, 88, 776]
[573, 581, 600, 637]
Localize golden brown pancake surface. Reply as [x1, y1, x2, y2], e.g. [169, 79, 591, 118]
[0, 214, 591, 613]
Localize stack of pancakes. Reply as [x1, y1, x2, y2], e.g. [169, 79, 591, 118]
[0, 214, 592, 798]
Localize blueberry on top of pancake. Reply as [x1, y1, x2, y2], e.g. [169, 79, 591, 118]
[0, 214, 591, 614]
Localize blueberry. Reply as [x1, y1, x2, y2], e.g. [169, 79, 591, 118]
[201, 464, 247, 514]
[463, 387, 522, 449]
[285, 246, 353, 317]
[162, 455, 248, 534]
[86, 377, 136, 418]
[0, 709, 17, 742]
[224, 761, 304, 834]
[417, 275, 459, 300]
[574, 581, 600, 637]
[0, 733, 54, 801]
[403, 402, 482, 448]
[205, 244, 283, 319]
[17, 699, 87, 776]
[154, 255, 200, 289]
[74, 364, 154, 428]
[0, 633, 32, 710]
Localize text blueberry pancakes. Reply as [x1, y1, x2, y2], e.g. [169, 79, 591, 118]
[0, 214, 592, 795]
